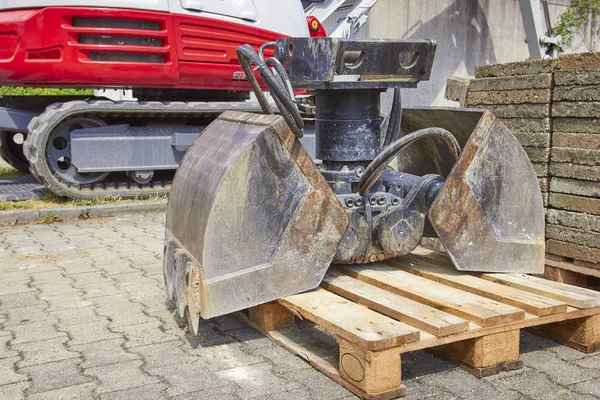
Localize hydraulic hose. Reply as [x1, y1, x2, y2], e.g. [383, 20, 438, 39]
[382, 88, 402, 148]
[236, 44, 304, 138]
[358, 127, 461, 196]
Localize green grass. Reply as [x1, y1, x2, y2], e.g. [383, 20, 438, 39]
[0, 193, 167, 212]
[40, 213, 62, 224]
[0, 87, 94, 96]
[0, 167, 28, 179]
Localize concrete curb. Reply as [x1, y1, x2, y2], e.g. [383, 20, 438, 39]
[0, 200, 167, 226]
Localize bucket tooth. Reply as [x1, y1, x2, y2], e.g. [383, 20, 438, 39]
[174, 250, 188, 318]
[165, 111, 348, 319]
[428, 110, 545, 274]
[163, 238, 175, 299]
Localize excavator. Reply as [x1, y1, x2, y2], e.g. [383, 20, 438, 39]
[0, 1, 551, 330]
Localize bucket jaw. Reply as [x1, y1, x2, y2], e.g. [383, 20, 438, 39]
[164, 111, 347, 326]
[399, 108, 546, 274]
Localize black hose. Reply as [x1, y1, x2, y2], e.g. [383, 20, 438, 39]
[358, 127, 461, 196]
[382, 88, 402, 148]
[236, 44, 304, 138]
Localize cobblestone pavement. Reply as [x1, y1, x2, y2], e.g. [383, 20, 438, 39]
[0, 213, 599, 400]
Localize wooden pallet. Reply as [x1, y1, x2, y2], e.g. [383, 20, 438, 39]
[245, 247, 600, 400]
[544, 254, 600, 290]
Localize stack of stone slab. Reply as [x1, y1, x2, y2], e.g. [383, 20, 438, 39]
[546, 54, 600, 266]
[454, 59, 555, 207]
[445, 53, 599, 267]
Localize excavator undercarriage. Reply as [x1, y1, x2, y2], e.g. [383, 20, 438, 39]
[163, 38, 546, 331]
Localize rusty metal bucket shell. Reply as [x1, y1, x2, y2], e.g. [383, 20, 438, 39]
[412, 108, 546, 273]
[165, 111, 348, 319]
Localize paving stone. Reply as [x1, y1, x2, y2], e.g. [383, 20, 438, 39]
[475, 59, 556, 78]
[547, 344, 590, 362]
[227, 327, 274, 351]
[480, 103, 549, 118]
[400, 350, 456, 379]
[217, 361, 303, 400]
[250, 387, 315, 400]
[5, 304, 54, 326]
[81, 281, 127, 299]
[0, 280, 37, 296]
[551, 178, 600, 198]
[546, 225, 600, 249]
[113, 320, 178, 348]
[553, 133, 600, 151]
[469, 74, 553, 92]
[547, 209, 600, 232]
[95, 262, 139, 276]
[546, 239, 600, 264]
[61, 261, 98, 275]
[64, 320, 123, 346]
[555, 68, 600, 85]
[27, 382, 98, 400]
[0, 356, 28, 385]
[21, 358, 94, 394]
[14, 337, 80, 367]
[10, 321, 66, 344]
[195, 342, 265, 373]
[493, 368, 579, 400]
[33, 281, 80, 297]
[569, 379, 600, 397]
[30, 270, 68, 284]
[51, 305, 106, 327]
[43, 292, 93, 312]
[0, 334, 18, 359]
[129, 339, 194, 369]
[86, 359, 160, 395]
[467, 89, 551, 106]
[553, 102, 600, 118]
[401, 379, 452, 400]
[554, 118, 600, 134]
[150, 359, 227, 397]
[168, 384, 241, 400]
[281, 366, 353, 400]
[552, 148, 600, 166]
[118, 281, 163, 300]
[73, 338, 139, 369]
[551, 164, 600, 182]
[512, 131, 550, 148]
[0, 382, 30, 400]
[173, 322, 237, 348]
[554, 85, 600, 102]
[521, 350, 600, 386]
[69, 271, 112, 287]
[573, 355, 600, 370]
[420, 367, 520, 400]
[552, 192, 597, 217]
[245, 342, 310, 374]
[94, 296, 157, 327]
[99, 382, 169, 400]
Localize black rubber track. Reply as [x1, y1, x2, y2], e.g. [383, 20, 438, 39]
[23, 100, 262, 200]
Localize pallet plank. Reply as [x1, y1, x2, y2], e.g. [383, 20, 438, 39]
[482, 273, 600, 308]
[279, 288, 420, 351]
[322, 270, 470, 336]
[393, 256, 568, 317]
[339, 264, 525, 327]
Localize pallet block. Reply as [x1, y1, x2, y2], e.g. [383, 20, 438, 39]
[543, 255, 600, 290]
[431, 330, 523, 377]
[245, 247, 600, 399]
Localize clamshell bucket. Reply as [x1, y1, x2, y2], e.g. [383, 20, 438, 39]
[399, 108, 545, 274]
[164, 111, 348, 324]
